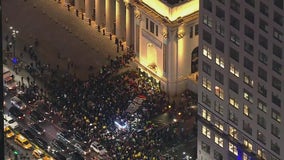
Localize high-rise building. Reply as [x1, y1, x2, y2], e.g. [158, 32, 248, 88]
[197, 0, 283, 160]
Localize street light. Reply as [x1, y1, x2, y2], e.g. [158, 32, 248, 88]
[9, 26, 19, 58]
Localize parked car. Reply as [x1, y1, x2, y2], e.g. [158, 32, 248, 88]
[30, 123, 45, 135]
[14, 134, 33, 150]
[10, 96, 27, 110]
[51, 139, 68, 153]
[21, 129, 36, 140]
[30, 110, 46, 123]
[90, 141, 107, 155]
[73, 143, 90, 156]
[4, 126, 15, 138]
[56, 132, 72, 145]
[8, 106, 25, 120]
[34, 137, 50, 151]
[4, 114, 19, 129]
[32, 148, 45, 159]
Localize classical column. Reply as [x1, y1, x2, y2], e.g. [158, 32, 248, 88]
[126, 3, 134, 48]
[167, 28, 178, 96]
[115, 0, 126, 40]
[75, 0, 85, 12]
[85, 0, 95, 19]
[95, 0, 106, 26]
[106, 0, 115, 33]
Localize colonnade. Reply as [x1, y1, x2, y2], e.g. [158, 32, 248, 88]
[64, 0, 134, 48]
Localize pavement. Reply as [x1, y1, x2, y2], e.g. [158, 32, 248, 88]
[3, 0, 128, 81]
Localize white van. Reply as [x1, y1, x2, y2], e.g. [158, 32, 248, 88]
[4, 114, 19, 129]
[3, 66, 17, 90]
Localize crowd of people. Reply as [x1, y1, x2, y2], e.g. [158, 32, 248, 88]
[4, 29, 197, 160]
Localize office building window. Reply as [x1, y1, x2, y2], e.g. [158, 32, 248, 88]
[260, 2, 269, 16]
[258, 67, 267, 81]
[203, 45, 212, 60]
[272, 76, 281, 91]
[257, 99, 267, 113]
[195, 24, 199, 35]
[229, 97, 239, 109]
[150, 21, 155, 34]
[271, 124, 280, 138]
[229, 142, 238, 156]
[259, 35, 268, 49]
[215, 21, 224, 37]
[273, 44, 282, 59]
[230, 32, 240, 46]
[258, 51, 268, 65]
[259, 19, 268, 33]
[229, 127, 238, 140]
[202, 77, 212, 91]
[146, 18, 148, 29]
[215, 70, 224, 84]
[230, 0, 240, 13]
[257, 149, 267, 160]
[215, 38, 224, 52]
[244, 73, 254, 87]
[215, 54, 224, 68]
[230, 15, 240, 30]
[189, 26, 193, 38]
[202, 109, 211, 121]
[230, 64, 239, 77]
[274, 12, 283, 26]
[244, 41, 254, 55]
[272, 109, 281, 123]
[203, 0, 212, 12]
[243, 120, 252, 135]
[217, 0, 225, 4]
[155, 25, 158, 36]
[272, 61, 282, 75]
[230, 47, 239, 62]
[271, 141, 280, 155]
[202, 92, 211, 107]
[201, 141, 210, 154]
[273, 29, 283, 42]
[203, 30, 212, 44]
[202, 61, 211, 75]
[214, 150, 223, 160]
[229, 110, 238, 125]
[216, 6, 225, 21]
[203, 15, 213, 28]
[215, 135, 224, 147]
[215, 86, 224, 100]
[272, 93, 281, 107]
[258, 83, 267, 97]
[257, 114, 266, 129]
[244, 139, 253, 151]
[245, 9, 254, 23]
[243, 104, 252, 119]
[244, 89, 253, 103]
[245, 0, 255, 7]
[257, 130, 266, 144]
[214, 120, 224, 131]
[214, 101, 224, 116]
[202, 125, 211, 138]
[244, 25, 254, 40]
[244, 57, 253, 71]
[274, 0, 283, 9]
[229, 79, 239, 93]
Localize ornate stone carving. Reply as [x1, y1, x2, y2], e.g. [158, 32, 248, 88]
[177, 31, 185, 39]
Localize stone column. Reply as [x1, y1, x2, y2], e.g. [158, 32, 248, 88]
[106, 0, 115, 33]
[115, 0, 126, 40]
[85, 0, 95, 19]
[126, 3, 134, 48]
[167, 28, 178, 96]
[95, 0, 106, 26]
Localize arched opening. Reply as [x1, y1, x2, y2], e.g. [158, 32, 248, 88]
[191, 47, 198, 73]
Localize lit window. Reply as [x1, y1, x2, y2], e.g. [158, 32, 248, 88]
[215, 86, 224, 100]
[243, 153, 249, 160]
[214, 120, 224, 131]
[202, 77, 212, 91]
[229, 126, 238, 140]
[230, 64, 239, 77]
[203, 45, 212, 60]
[229, 142, 238, 156]
[272, 109, 281, 123]
[244, 73, 254, 87]
[257, 99, 267, 113]
[244, 139, 253, 151]
[230, 32, 240, 46]
[203, 15, 213, 28]
[202, 109, 211, 121]
[215, 54, 224, 68]
[215, 135, 224, 147]
[243, 104, 252, 118]
[202, 125, 211, 138]
[244, 89, 253, 103]
[257, 149, 267, 160]
[229, 97, 239, 109]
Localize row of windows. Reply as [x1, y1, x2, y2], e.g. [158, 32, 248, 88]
[145, 18, 158, 37]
